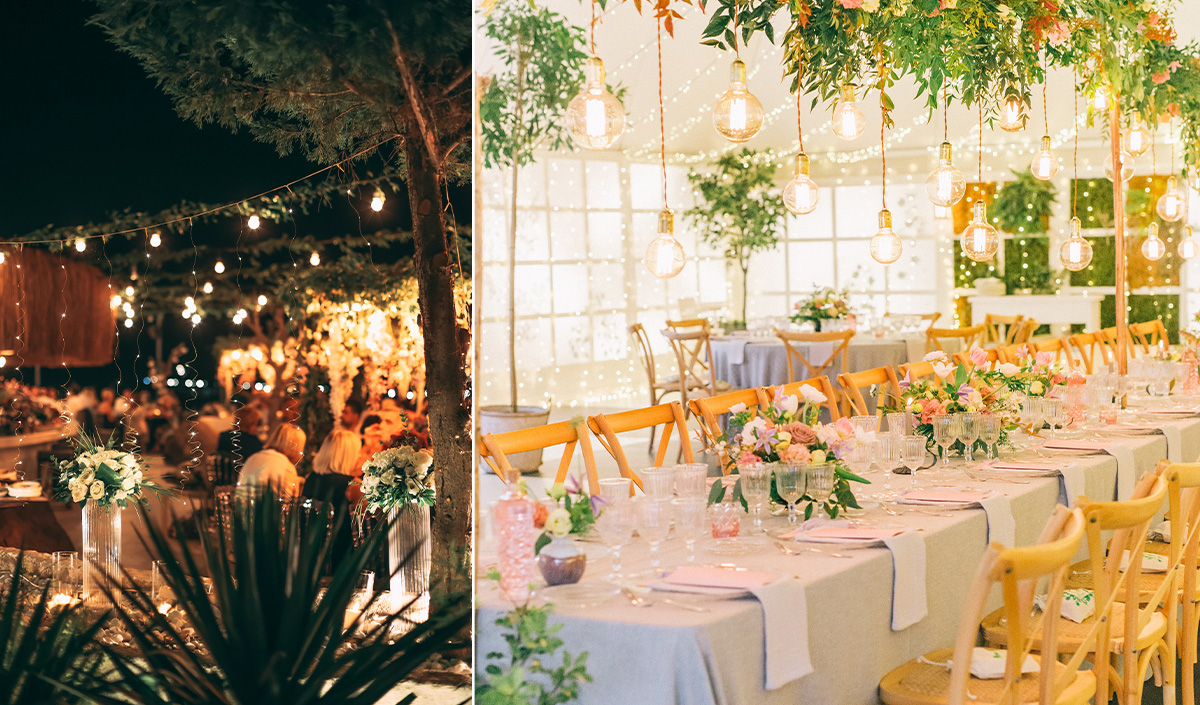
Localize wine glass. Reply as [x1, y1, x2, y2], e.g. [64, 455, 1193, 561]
[673, 463, 708, 499]
[978, 415, 1002, 460]
[948, 413, 967, 463]
[595, 501, 635, 583]
[901, 436, 927, 489]
[959, 412, 980, 463]
[932, 416, 955, 466]
[639, 467, 675, 498]
[806, 463, 835, 511]
[739, 463, 772, 535]
[634, 497, 673, 573]
[884, 412, 911, 437]
[670, 497, 706, 563]
[775, 462, 807, 523]
[1042, 398, 1064, 435]
[598, 477, 633, 505]
[851, 415, 880, 435]
[872, 434, 900, 499]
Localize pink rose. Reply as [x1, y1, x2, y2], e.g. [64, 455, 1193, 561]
[838, 0, 863, 7]
[781, 444, 811, 463]
[969, 346, 989, 369]
[834, 416, 855, 438]
[781, 422, 818, 446]
[738, 451, 760, 467]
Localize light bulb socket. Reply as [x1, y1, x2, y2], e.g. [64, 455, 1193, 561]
[585, 56, 606, 85]
[1167, 175, 1178, 191]
[1149, 221, 1160, 238]
[972, 200, 987, 221]
[877, 208, 892, 230]
[1130, 109, 1142, 125]
[1040, 135, 1052, 150]
[795, 153, 810, 176]
[729, 59, 747, 84]
[838, 84, 856, 103]
[938, 142, 953, 162]
[1069, 216, 1082, 238]
[658, 208, 675, 235]
[1187, 225, 1195, 239]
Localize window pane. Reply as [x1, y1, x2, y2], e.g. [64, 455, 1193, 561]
[586, 160, 623, 209]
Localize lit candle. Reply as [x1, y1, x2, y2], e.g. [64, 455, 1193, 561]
[158, 602, 172, 615]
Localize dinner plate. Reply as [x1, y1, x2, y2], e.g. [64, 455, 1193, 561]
[894, 490, 993, 509]
[647, 565, 783, 597]
[700, 535, 772, 556]
[535, 583, 619, 608]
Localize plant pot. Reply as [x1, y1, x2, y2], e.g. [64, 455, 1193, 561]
[479, 405, 551, 474]
[81, 501, 121, 607]
[537, 536, 586, 586]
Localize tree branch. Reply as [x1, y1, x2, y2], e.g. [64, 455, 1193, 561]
[387, 19, 442, 168]
[441, 67, 472, 98]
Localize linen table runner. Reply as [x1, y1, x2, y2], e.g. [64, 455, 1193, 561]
[882, 532, 927, 630]
[989, 460, 1086, 508]
[1041, 438, 1136, 500]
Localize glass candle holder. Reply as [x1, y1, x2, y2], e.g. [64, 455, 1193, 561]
[710, 501, 741, 538]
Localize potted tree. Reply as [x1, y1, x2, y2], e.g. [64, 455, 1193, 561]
[478, 0, 587, 471]
[686, 149, 787, 327]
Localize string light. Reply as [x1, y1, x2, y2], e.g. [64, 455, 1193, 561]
[0, 252, 6, 265]
[1125, 111, 1151, 158]
[310, 251, 321, 266]
[257, 294, 268, 306]
[566, 0, 626, 149]
[870, 50, 900, 264]
[1060, 217, 1093, 270]
[124, 285, 134, 296]
[643, 15, 686, 279]
[74, 238, 86, 252]
[149, 232, 162, 247]
[997, 94, 1027, 132]
[832, 84, 866, 141]
[927, 142, 966, 205]
[1104, 136, 1134, 183]
[962, 102, 999, 261]
[202, 281, 213, 294]
[712, 60, 763, 142]
[370, 189, 386, 212]
[214, 260, 226, 274]
[1179, 226, 1198, 260]
[1031, 73, 1058, 180]
[1157, 176, 1185, 222]
[783, 84, 818, 215]
[1091, 84, 1109, 111]
[247, 214, 261, 230]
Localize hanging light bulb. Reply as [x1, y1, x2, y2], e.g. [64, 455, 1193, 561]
[1030, 136, 1060, 180]
[1091, 84, 1109, 112]
[1104, 143, 1135, 183]
[1124, 111, 1152, 158]
[961, 200, 1000, 261]
[202, 281, 213, 294]
[149, 232, 162, 247]
[869, 209, 903, 264]
[783, 153, 820, 215]
[567, 56, 626, 149]
[1179, 226, 1198, 260]
[712, 60, 764, 143]
[1156, 176, 1185, 222]
[247, 214, 261, 230]
[1142, 222, 1167, 261]
[925, 142, 966, 206]
[75, 238, 87, 252]
[214, 260, 226, 274]
[310, 251, 321, 266]
[997, 94, 1027, 132]
[1059, 216, 1093, 271]
[831, 84, 866, 141]
[644, 209, 686, 278]
[368, 189, 385, 212]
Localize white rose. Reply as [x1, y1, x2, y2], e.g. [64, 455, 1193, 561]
[997, 362, 1020, 376]
[67, 477, 80, 492]
[89, 482, 105, 500]
[381, 469, 396, 485]
[115, 490, 127, 502]
[798, 384, 827, 405]
[79, 468, 95, 485]
[414, 451, 433, 473]
[71, 484, 88, 503]
[122, 477, 136, 491]
[406, 477, 421, 494]
[362, 476, 379, 494]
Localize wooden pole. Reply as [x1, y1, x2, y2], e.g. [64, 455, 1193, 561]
[1110, 101, 1129, 374]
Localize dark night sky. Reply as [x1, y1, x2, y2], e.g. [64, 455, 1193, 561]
[0, 1, 468, 394]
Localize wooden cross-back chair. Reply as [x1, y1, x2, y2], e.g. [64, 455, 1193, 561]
[1097, 327, 1129, 363]
[660, 319, 729, 413]
[629, 323, 675, 409]
[897, 360, 940, 381]
[768, 376, 841, 421]
[587, 401, 695, 493]
[926, 324, 985, 354]
[1129, 319, 1169, 356]
[983, 314, 1025, 346]
[996, 343, 1030, 366]
[951, 346, 1000, 370]
[1032, 338, 1076, 367]
[479, 420, 600, 492]
[1068, 332, 1113, 374]
[981, 471, 1172, 705]
[880, 505, 1092, 705]
[689, 387, 771, 472]
[837, 366, 901, 418]
[1154, 462, 1200, 705]
[1011, 318, 1039, 345]
[773, 329, 855, 384]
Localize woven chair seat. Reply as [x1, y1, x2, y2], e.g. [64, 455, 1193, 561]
[879, 648, 1095, 705]
[980, 602, 1166, 654]
[1064, 555, 1200, 605]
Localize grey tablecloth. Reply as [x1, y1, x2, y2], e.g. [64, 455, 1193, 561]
[477, 419, 1200, 705]
[709, 336, 916, 393]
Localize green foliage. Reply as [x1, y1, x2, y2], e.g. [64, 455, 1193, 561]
[1003, 237, 1055, 294]
[83, 494, 469, 705]
[0, 554, 109, 705]
[1100, 295, 1179, 344]
[479, 0, 588, 170]
[477, 603, 592, 705]
[992, 169, 1055, 236]
[685, 149, 786, 323]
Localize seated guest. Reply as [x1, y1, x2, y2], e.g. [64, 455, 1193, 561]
[217, 405, 264, 461]
[340, 398, 364, 433]
[357, 414, 387, 468]
[238, 424, 306, 497]
[302, 430, 364, 506]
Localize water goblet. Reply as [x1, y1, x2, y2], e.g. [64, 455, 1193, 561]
[900, 436, 928, 489]
[671, 497, 707, 563]
[932, 416, 954, 466]
[739, 463, 772, 534]
[872, 435, 900, 499]
[633, 496, 673, 573]
[806, 463, 836, 510]
[598, 477, 633, 505]
[851, 415, 880, 435]
[673, 463, 709, 499]
[884, 412, 911, 437]
[595, 501, 635, 583]
[1042, 398, 1064, 435]
[978, 415, 1002, 459]
[959, 412, 980, 463]
[639, 467, 675, 498]
[775, 462, 807, 523]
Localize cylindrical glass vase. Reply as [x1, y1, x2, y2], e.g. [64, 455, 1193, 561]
[493, 497, 535, 602]
[81, 501, 122, 607]
[388, 504, 432, 621]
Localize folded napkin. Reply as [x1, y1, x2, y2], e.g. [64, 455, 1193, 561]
[662, 565, 778, 590]
[988, 460, 1066, 473]
[1148, 421, 1184, 463]
[901, 489, 991, 504]
[747, 578, 813, 690]
[724, 339, 748, 366]
[1119, 551, 1170, 574]
[1151, 520, 1172, 543]
[1035, 589, 1095, 623]
[776, 517, 850, 540]
[978, 495, 1016, 547]
[1058, 464, 1087, 509]
[954, 647, 1038, 680]
[1043, 439, 1135, 500]
[883, 532, 927, 631]
[804, 341, 835, 368]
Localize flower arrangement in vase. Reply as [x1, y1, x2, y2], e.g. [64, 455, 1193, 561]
[356, 442, 435, 609]
[358, 445, 435, 513]
[997, 346, 1068, 398]
[703, 384, 868, 519]
[790, 288, 852, 330]
[533, 473, 599, 586]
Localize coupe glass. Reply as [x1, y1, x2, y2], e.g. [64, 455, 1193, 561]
[806, 463, 835, 507]
[595, 501, 635, 582]
[932, 416, 955, 465]
[673, 463, 708, 499]
[851, 415, 880, 435]
[634, 496, 673, 572]
[901, 436, 927, 489]
[670, 497, 706, 563]
[775, 462, 807, 523]
[884, 412, 912, 436]
[959, 412, 981, 463]
[872, 435, 900, 499]
[739, 463, 772, 534]
[639, 467, 675, 497]
[978, 415, 1002, 459]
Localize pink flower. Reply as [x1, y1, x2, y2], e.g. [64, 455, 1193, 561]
[969, 346, 989, 369]
[834, 416, 855, 438]
[1035, 351, 1055, 367]
[838, 0, 863, 7]
[738, 451, 760, 467]
[781, 422, 818, 446]
[1152, 71, 1171, 84]
[919, 399, 944, 425]
[1046, 19, 1069, 46]
[780, 444, 811, 463]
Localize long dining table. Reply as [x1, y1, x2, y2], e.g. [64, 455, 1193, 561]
[709, 334, 917, 391]
[476, 408, 1200, 705]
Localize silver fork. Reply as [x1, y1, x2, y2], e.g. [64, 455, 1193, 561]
[620, 587, 649, 607]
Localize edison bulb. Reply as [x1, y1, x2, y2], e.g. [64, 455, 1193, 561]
[149, 232, 162, 247]
[0, 252, 6, 265]
[961, 200, 1000, 261]
[310, 251, 321, 266]
[203, 281, 213, 294]
[370, 189, 386, 212]
[125, 285, 134, 296]
[567, 56, 626, 149]
[1104, 149, 1134, 183]
[214, 260, 226, 274]
[1125, 112, 1152, 158]
[1030, 136, 1060, 180]
[997, 95, 1027, 132]
[712, 60, 764, 143]
[247, 215, 261, 230]
[1059, 217, 1093, 271]
[1179, 226, 1198, 259]
[870, 209, 903, 264]
[783, 153, 820, 215]
[1091, 84, 1109, 111]
[925, 142, 966, 206]
[644, 209, 686, 278]
[831, 84, 866, 141]
[1142, 222, 1166, 261]
[1156, 176, 1185, 222]
[75, 238, 86, 252]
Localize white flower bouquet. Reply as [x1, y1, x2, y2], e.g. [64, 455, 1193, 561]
[358, 445, 435, 513]
[53, 435, 166, 508]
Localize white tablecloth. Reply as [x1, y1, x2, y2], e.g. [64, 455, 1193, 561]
[477, 417, 1200, 705]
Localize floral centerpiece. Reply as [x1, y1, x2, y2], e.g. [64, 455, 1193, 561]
[532, 473, 598, 586]
[997, 346, 1068, 398]
[881, 350, 1019, 454]
[358, 444, 435, 513]
[704, 384, 867, 519]
[790, 288, 852, 330]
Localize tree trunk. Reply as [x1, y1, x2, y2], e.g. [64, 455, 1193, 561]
[402, 129, 472, 602]
[507, 50, 527, 413]
[740, 259, 750, 325]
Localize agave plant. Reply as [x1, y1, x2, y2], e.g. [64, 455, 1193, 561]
[85, 493, 470, 705]
[0, 553, 109, 705]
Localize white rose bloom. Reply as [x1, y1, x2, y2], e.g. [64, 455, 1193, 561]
[406, 477, 421, 494]
[798, 384, 827, 405]
[122, 477, 136, 491]
[362, 476, 379, 494]
[89, 482, 105, 500]
[115, 490, 127, 502]
[71, 484, 88, 503]
[381, 469, 396, 485]
[414, 451, 433, 472]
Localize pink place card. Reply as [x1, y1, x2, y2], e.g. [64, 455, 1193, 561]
[902, 490, 990, 503]
[662, 565, 777, 590]
[802, 527, 906, 540]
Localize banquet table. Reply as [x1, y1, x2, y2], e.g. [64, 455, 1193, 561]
[477, 415, 1200, 705]
[709, 335, 917, 393]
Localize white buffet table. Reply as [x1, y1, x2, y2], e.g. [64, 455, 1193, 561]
[968, 294, 1103, 334]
